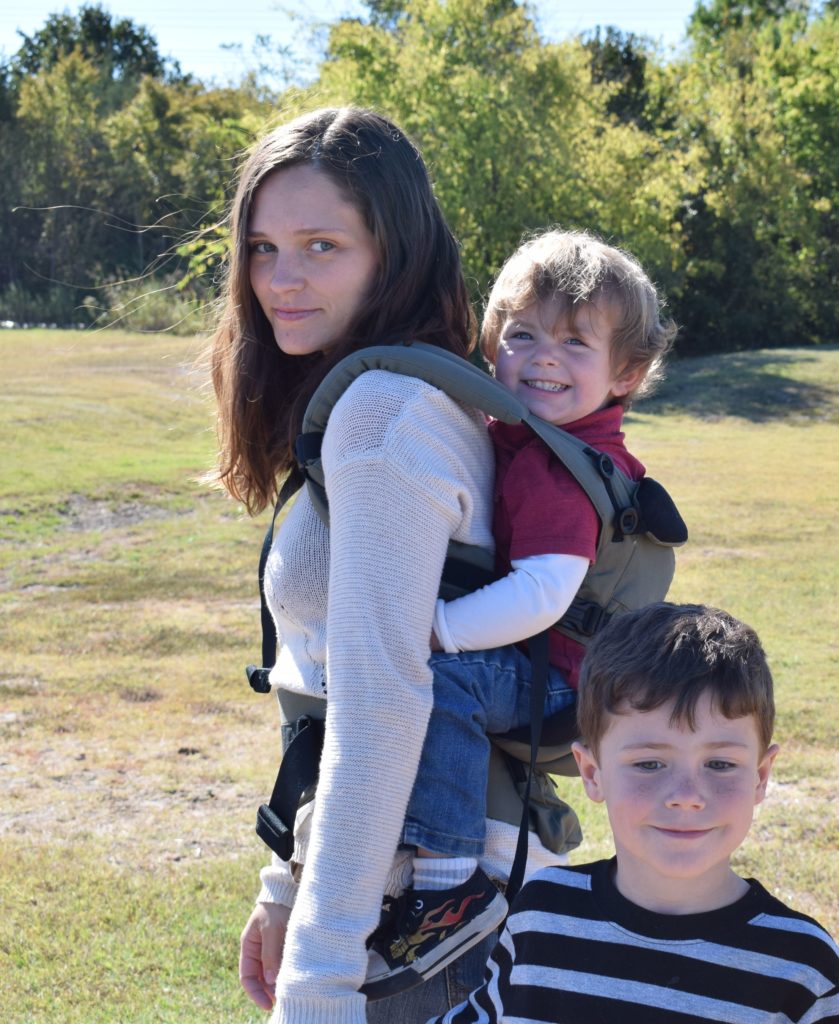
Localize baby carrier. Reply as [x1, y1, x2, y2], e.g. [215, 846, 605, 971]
[247, 342, 688, 897]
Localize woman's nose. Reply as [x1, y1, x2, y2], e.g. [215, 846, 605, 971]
[270, 254, 304, 292]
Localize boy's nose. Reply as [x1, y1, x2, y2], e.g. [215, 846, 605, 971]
[664, 772, 706, 809]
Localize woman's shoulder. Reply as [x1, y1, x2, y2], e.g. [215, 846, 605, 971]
[328, 367, 488, 446]
[320, 368, 491, 491]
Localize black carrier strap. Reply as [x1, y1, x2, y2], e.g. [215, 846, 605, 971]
[505, 629, 549, 905]
[246, 470, 303, 695]
[256, 716, 325, 860]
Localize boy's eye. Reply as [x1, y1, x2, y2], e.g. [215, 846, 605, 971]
[707, 759, 736, 771]
[633, 760, 664, 772]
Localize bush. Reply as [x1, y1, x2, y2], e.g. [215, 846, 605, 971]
[94, 277, 212, 335]
[0, 282, 90, 327]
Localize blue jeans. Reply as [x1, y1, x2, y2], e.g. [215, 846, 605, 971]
[403, 645, 576, 855]
[366, 927, 496, 1022]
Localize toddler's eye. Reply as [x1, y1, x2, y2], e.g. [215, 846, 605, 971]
[563, 336, 584, 346]
[508, 329, 534, 341]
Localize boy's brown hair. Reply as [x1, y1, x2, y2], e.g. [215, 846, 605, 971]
[577, 603, 775, 756]
[480, 229, 677, 406]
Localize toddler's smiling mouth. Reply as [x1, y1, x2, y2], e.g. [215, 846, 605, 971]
[524, 379, 568, 393]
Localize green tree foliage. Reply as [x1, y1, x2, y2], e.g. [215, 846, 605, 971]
[8, 4, 180, 86]
[310, 0, 688, 307]
[1, 0, 836, 351]
[672, 2, 836, 351]
[688, 0, 810, 43]
[2, 8, 268, 324]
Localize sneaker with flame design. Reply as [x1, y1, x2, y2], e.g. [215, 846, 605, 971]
[362, 867, 507, 1000]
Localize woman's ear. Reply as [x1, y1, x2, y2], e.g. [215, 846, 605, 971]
[572, 740, 605, 804]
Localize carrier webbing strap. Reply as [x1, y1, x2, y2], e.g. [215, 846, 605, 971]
[300, 342, 627, 533]
[246, 470, 303, 695]
[256, 716, 325, 860]
[505, 629, 549, 905]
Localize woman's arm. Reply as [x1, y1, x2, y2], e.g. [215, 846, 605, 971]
[274, 373, 493, 1021]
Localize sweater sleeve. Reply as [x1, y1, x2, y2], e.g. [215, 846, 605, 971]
[273, 372, 493, 1023]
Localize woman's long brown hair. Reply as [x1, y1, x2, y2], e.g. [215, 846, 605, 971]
[210, 107, 476, 514]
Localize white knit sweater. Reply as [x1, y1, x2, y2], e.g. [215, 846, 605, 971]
[257, 369, 558, 1024]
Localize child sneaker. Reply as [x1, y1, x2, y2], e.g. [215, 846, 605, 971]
[362, 867, 507, 1000]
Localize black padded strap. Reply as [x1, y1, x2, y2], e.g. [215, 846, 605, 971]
[505, 629, 549, 905]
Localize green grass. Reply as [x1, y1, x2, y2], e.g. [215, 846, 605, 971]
[1, 330, 837, 1020]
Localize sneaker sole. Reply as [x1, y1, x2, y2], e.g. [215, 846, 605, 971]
[361, 890, 507, 1002]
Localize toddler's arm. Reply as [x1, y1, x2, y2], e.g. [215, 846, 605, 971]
[432, 553, 587, 652]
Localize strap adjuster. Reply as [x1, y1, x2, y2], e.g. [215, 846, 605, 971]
[246, 664, 272, 694]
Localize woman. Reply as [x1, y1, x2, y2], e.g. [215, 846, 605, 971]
[210, 107, 557, 1023]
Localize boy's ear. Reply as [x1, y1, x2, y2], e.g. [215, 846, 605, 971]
[755, 743, 780, 805]
[572, 740, 605, 803]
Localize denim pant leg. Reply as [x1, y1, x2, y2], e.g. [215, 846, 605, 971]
[403, 645, 576, 855]
[365, 927, 497, 1022]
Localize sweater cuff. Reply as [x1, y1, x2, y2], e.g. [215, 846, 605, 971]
[269, 992, 367, 1024]
[258, 858, 298, 908]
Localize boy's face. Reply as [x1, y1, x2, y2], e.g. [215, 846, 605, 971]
[493, 300, 640, 426]
[573, 692, 779, 913]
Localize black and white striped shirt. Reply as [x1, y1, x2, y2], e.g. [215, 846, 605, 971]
[430, 859, 839, 1023]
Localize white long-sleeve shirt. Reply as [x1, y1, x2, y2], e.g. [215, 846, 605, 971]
[258, 370, 562, 1024]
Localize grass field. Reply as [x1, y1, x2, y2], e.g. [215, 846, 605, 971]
[1, 329, 837, 1022]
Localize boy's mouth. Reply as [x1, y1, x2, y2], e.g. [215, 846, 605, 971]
[524, 380, 568, 393]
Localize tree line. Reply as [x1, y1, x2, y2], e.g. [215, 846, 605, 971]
[1, 0, 836, 354]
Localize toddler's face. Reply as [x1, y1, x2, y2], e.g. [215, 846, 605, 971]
[493, 300, 636, 426]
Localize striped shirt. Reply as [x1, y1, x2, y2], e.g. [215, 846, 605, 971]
[429, 859, 839, 1024]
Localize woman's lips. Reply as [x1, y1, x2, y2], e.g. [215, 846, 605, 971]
[273, 307, 318, 321]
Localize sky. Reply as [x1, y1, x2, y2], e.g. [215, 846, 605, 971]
[0, 1, 699, 85]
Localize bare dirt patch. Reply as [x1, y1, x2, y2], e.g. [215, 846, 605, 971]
[57, 493, 180, 532]
[0, 698, 278, 869]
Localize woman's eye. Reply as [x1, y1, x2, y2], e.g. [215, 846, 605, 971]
[310, 240, 336, 253]
[249, 241, 274, 255]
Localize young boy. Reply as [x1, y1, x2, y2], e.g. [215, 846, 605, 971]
[425, 602, 839, 1024]
[364, 230, 678, 995]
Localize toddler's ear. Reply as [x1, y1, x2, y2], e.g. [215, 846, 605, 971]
[610, 366, 644, 399]
[572, 741, 605, 804]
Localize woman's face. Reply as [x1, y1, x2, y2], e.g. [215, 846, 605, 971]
[247, 164, 380, 357]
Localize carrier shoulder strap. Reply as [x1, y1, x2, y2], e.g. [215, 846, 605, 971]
[296, 341, 627, 536]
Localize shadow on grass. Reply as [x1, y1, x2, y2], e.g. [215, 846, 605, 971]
[637, 345, 838, 423]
